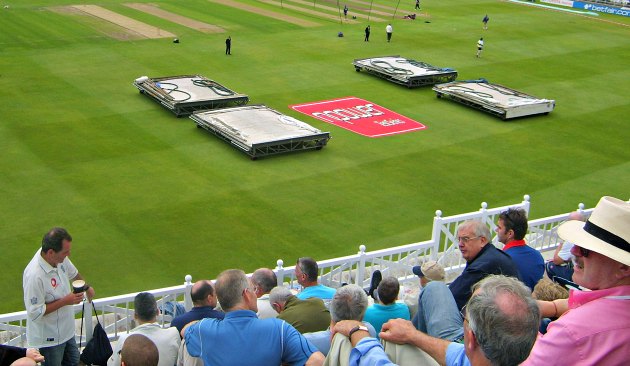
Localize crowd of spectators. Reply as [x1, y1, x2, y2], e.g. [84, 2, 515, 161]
[14, 195, 630, 366]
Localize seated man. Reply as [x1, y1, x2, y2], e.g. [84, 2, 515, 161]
[303, 284, 376, 356]
[120, 334, 159, 366]
[545, 211, 586, 283]
[522, 196, 630, 364]
[170, 280, 224, 333]
[333, 275, 539, 366]
[448, 220, 520, 310]
[295, 257, 336, 302]
[108, 293, 181, 366]
[269, 286, 331, 334]
[363, 277, 410, 338]
[250, 268, 279, 319]
[496, 208, 544, 290]
[410, 261, 463, 341]
[183, 269, 324, 365]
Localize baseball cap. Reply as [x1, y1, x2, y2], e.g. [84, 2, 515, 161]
[412, 261, 445, 281]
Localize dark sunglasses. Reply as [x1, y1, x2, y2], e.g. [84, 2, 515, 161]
[576, 245, 591, 258]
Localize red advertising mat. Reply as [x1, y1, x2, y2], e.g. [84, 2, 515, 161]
[290, 97, 426, 138]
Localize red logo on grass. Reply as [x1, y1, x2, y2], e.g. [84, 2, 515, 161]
[290, 97, 426, 137]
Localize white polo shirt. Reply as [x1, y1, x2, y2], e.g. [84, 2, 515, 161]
[23, 249, 78, 348]
[108, 323, 181, 366]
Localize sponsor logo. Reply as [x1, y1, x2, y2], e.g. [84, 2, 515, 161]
[51, 278, 57, 288]
[290, 97, 426, 137]
[30, 297, 38, 305]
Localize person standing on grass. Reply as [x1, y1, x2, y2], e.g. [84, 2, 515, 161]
[386, 24, 393, 42]
[476, 37, 484, 58]
[482, 14, 489, 30]
[225, 36, 231, 55]
[364, 25, 371, 42]
[415, 0, 420, 10]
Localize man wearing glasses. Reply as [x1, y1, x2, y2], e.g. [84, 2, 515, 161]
[522, 196, 630, 365]
[408, 220, 519, 342]
[448, 220, 519, 310]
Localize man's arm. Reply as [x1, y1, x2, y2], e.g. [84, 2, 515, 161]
[537, 299, 568, 318]
[552, 243, 566, 265]
[44, 292, 84, 315]
[381, 319, 449, 366]
[305, 351, 325, 366]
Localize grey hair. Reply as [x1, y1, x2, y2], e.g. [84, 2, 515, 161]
[215, 269, 250, 311]
[457, 220, 491, 242]
[330, 284, 368, 322]
[251, 268, 278, 293]
[466, 275, 540, 366]
[269, 286, 293, 305]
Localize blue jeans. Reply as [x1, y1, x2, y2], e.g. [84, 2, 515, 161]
[39, 337, 80, 366]
[545, 261, 573, 283]
[412, 281, 463, 341]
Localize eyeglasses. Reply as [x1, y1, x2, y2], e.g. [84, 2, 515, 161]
[575, 245, 590, 258]
[457, 236, 480, 244]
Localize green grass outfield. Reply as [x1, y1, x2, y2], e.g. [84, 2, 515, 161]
[1, 0, 628, 313]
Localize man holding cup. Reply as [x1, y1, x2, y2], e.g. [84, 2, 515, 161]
[23, 227, 95, 366]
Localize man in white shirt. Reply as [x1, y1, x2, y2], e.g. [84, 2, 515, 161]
[476, 38, 484, 57]
[23, 227, 95, 366]
[386, 24, 393, 42]
[109, 292, 180, 366]
[546, 211, 586, 283]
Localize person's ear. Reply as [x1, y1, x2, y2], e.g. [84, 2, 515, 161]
[464, 327, 477, 354]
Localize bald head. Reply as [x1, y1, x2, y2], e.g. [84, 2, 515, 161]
[191, 280, 216, 307]
[121, 334, 159, 366]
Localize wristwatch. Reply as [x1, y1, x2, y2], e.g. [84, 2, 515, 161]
[348, 325, 369, 338]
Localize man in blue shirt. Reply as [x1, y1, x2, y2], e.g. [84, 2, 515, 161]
[496, 208, 544, 291]
[331, 275, 539, 366]
[170, 280, 224, 333]
[296, 257, 336, 301]
[183, 269, 324, 366]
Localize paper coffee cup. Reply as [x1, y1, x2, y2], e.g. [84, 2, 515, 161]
[72, 280, 86, 293]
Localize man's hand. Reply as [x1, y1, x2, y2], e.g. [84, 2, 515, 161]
[331, 320, 363, 338]
[66, 292, 85, 305]
[85, 286, 95, 302]
[380, 319, 417, 344]
[26, 348, 45, 362]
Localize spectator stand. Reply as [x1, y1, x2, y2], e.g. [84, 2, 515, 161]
[0, 196, 604, 347]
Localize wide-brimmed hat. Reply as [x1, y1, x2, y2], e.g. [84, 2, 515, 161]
[412, 260, 445, 281]
[558, 196, 630, 266]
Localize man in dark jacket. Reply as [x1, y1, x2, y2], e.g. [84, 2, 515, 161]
[449, 220, 520, 310]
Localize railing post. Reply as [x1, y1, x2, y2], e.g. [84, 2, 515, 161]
[84, 299, 94, 342]
[522, 194, 531, 216]
[356, 245, 366, 286]
[184, 275, 193, 311]
[276, 259, 285, 287]
[430, 210, 443, 260]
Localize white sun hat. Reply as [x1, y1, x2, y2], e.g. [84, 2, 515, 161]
[558, 196, 630, 266]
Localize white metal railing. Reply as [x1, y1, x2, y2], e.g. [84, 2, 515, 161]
[1, 195, 602, 347]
